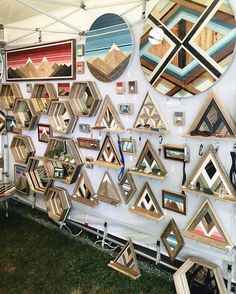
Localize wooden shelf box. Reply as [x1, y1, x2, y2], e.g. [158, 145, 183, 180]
[0, 83, 22, 110]
[10, 134, 36, 164]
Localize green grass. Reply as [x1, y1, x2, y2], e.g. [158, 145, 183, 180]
[0, 204, 175, 294]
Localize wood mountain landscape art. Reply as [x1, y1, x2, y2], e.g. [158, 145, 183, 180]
[6, 40, 76, 81]
[86, 13, 132, 82]
[140, 0, 236, 97]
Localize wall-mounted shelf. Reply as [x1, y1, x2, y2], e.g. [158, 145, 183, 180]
[0, 83, 22, 110]
[48, 101, 77, 134]
[10, 134, 36, 164]
[0, 182, 16, 197]
[44, 137, 84, 184]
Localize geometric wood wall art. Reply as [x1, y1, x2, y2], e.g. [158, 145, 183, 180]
[77, 137, 100, 151]
[182, 145, 236, 203]
[72, 170, 98, 208]
[45, 186, 72, 223]
[86, 13, 132, 82]
[10, 134, 36, 164]
[94, 134, 123, 169]
[0, 108, 5, 134]
[129, 140, 168, 180]
[129, 182, 164, 221]
[128, 91, 170, 134]
[140, 0, 236, 98]
[93, 95, 124, 133]
[108, 239, 141, 280]
[0, 83, 22, 110]
[6, 115, 22, 134]
[38, 124, 52, 143]
[173, 257, 227, 294]
[0, 182, 16, 198]
[118, 171, 137, 204]
[161, 219, 184, 262]
[162, 190, 186, 215]
[6, 39, 76, 81]
[14, 164, 30, 196]
[58, 82, 70, 96]
[95, 171, 122, 205]
[187, 90, 236, 139]
[182, 200, 234, 251]
[68, 81, 102, 117]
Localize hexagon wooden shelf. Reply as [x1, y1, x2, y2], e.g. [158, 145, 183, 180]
[25, 156, 52, 195]
[0, 83, 22, 110]
[44, 137, 84, 184]
[68, 81, 102, 117]
[10, 134, 36, 164]
[13, 98, 40, 130]
[45, 186, 72, 222]
[48, 100, 77, 134]
[31, 83, 58, 114]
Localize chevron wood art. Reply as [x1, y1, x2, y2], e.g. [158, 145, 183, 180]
[72, 170, 98, 208]
[187, 90, 236, 140]
[0, 108, 5, 134]
[182, 145, 236, 203]
[161, 219, 184, 262]
[95, 171, 121, 205]
[0, 182, 16, 198]
[140, 0, 236, 98]
[128, 91, 169, 135]
[108, 239, 141, 279]
[119, 171, 137, 204]
[130, 140, 167, 180]
[129, 182, 164, 221]
[94, 134, 123, 169]
[183, 200, 233, 251]
[93, 95, 124, 133]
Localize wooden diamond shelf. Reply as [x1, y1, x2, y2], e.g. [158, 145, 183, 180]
[68, 81, 102, 117]
[45, 186, 72, 222]
[10, 134, 36, 164]
[44, 137, 84, 184]
[25, 156, 53, 195]
[13, 98, 40, 130]
[48, 100, 77, 134]
[0, 83, 22, 110]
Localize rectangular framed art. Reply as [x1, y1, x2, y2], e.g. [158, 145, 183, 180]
[38, 123, 52, 143]
[162, 190, 186, 215]
[58, 83, 70, 97]
[6, 115, 22, 134]
[121, 138, 136, 154]
[163, 144, 185, 162]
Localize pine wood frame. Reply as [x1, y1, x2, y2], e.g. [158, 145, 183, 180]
[108, 239, 141, 280]
[118, 171, 137, 204]
[161, 219, 184, 262]
[173, 257, 227, 294]
[129, 182, 164, 221]
[77, 137, 100, 151]
[10, 134, 36, 164]
[162, 190, 186, 215]
[163, 144, 185, 162]
[121, 138, 136, 154]
[182, 200, 234, 251]
[0, 83, 22, 110]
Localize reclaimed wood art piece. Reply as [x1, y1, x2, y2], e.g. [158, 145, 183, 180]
[116, 82, 125, 94]
[58, 83, 70, 97]
[6, 115, 22, 134]
[38, 124, 52, 143]
[173, 257, 227, 294]
[128, 92, 169, 134]
[129, 182, 164, 221]
[0, 83, 22, 110]
[0, 108, 5, 134]
[119, 171, 137, 204]
[77, 44, 85, 56]
[163, 145, 185, 162]
[77, 137, 100, 151]
[10, 134, 35, 164]
[161, 219, 184, 262]
[45, 186, 72, 222]
[93, 95, 124, 133]
[14, 164, 30, 196]
[183, 200, 233, 251]
[173, 112, 185, 126]
[94, 134, 123, 169]
[72, 170, 98, 207]
[187, 90, 236, 139]
[26, 83, 33, 93]
[121, 138, 136, 154]
[79, 123, 91, 133]
[95, 171, 121, 205]
[6, 39, 76, 81]
[140, 0, 236, 98]
[108, 239, 141, 280]
[182, 145, 236, 203]
[25, 156, 52, 195]
[119, 103, 134, 115]
[13, 98, 40, 130]
[44, 137, 84, 185]
[0, 182, 16, 198]
[76, 61, 85, 74]
[86, 13, 132, 82]
[162, 190, 186, 215]
[48, 100, 78, 134]
[128, 81, 138, 94]
[130, 140, 168, 180]
[68, 81, 102, 117]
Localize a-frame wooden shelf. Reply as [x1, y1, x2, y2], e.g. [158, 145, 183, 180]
[0, 83, 22, 110]
[10, 134, 36, 164]
[183, 134, 236, 142]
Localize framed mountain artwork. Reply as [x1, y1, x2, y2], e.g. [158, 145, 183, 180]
[6, 39, 76, 81]
[86, 13, 133, 82]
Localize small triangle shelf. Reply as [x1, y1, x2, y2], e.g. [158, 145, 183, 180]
[182, 145, 236, 203]
[129, 182, 164, 221]
[182, 200, 233, 251]
[119, 171, 137, 204]
[186, 90, 236, 140]
[93, 95, 125, 133]
[72, 170, 98, 208]
[108, 239, 141, 280]
[129, 140, 168, 180]
[93, 134, 123, 169]
[128, 91, 170, 135]
[94, 171, 122, 206]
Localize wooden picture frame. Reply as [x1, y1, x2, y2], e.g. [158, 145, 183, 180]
[37, 123, 52, 143]
[118, 103, 134, 115]
[79, 123, 91, 133]
[128, 81, 138, 94]
[163, 145, 185, 162]
[162, 190, 186, 215]
[14, 164, 30, 196]
[121, 138, 136, 154]
[26, 83, 33, 93]
[173, 111, 185, 126]
[58, 83, 70, 97]
[77, 137, 100, 151]
[116, 82, 125, 94]
[77, 44, 85, 56]
[6, 115, 22, 134]
[76, 61, 85, 74]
